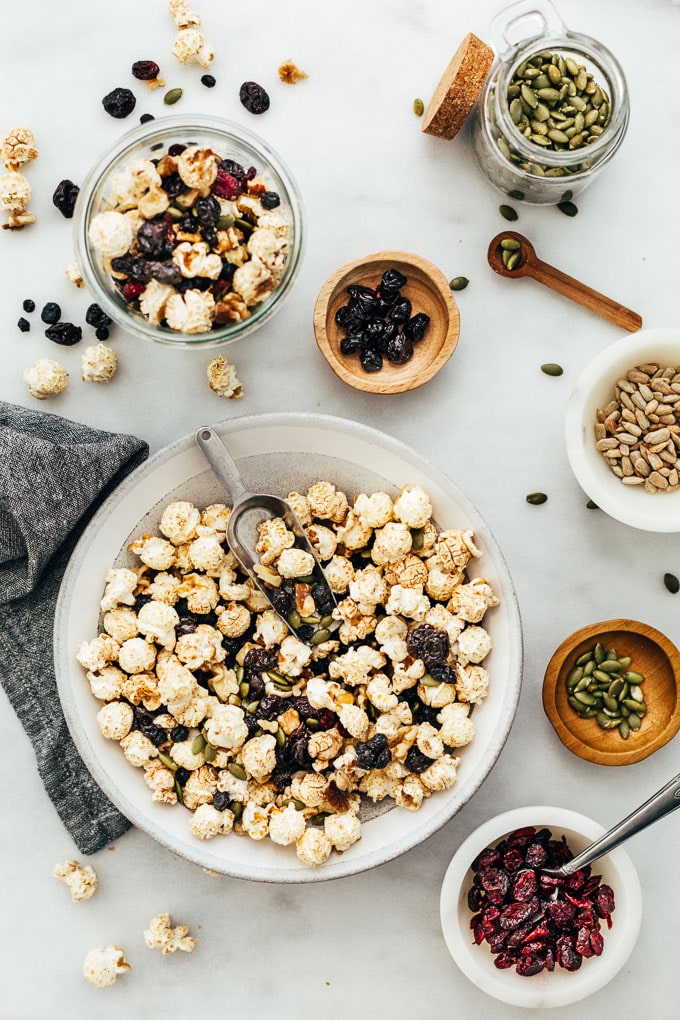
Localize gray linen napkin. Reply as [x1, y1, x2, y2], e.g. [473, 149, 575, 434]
[0, 401, 148, 853]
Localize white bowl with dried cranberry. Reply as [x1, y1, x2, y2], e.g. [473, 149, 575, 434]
[565, 328, 680, 531]
[74, 115, 304, 347]
[440, 806, 642, 1008]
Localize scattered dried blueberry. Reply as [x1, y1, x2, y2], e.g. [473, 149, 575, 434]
[170, 725, 189, 743]
[239, 81, 270, 115]
[85, 303, 112, 329]
[168, 143, 187, 157]
[201, 74, 217, 88]
[22, 299, 35, 313]
[355, 733, 391, 770]
[45, 322, 83, 346]
[404, 747, 433, 773]
[41, 302, 61, 324]
[261, 191, 281, 210]
[175, 767, 190, 786]
[140, 113, 155, 124]
[52, 179, 80, 219]
[17, 317, 30, 332]
[95, 326, 110, 341]
[132, 60, 161, 81]
[102, 87, 137, 118]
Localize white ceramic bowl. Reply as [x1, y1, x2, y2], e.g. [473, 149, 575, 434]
[565, 328, 680, 531]
[55, 413, 522, 882]
[440, 806, 642, 1009]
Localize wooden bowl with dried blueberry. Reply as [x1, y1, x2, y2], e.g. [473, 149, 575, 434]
[313, 251, 460, 394]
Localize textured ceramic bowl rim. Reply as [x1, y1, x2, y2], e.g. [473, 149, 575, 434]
[73, 114, 305, 349]
[54, 412, 523, 882]
[440, 805, 643, 1009]
[565, 328, 680, 531]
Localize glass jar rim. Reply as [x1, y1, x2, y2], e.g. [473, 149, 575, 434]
[73, 114, 305, 348]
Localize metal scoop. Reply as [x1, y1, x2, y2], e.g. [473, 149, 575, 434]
[195, 425, 338, 644]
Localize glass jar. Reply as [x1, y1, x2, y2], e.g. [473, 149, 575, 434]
[470, 0, 629, 205]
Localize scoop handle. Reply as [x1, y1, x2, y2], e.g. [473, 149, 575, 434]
[195, 426, 250, 503]
[560, 772, 680, 876]
[526, 257, 642, 332]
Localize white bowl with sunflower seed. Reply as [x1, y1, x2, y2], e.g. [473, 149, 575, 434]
[55, 413, 522, 882]
[566, 328, 680, 532]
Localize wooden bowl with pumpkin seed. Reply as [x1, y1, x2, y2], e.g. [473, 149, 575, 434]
[542, 619, 680, 766]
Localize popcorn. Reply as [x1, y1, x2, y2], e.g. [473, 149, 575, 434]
[383, 554, 428, 590]
[82, 945, 130, 988]
[324, 555, 354, 594]
[291, 772, 327, 807]
[394, 774, 426, 811]
[65, 261, 84, 288]
[207, 355, 244, 399]
[77, 635, 121, 673]
[140, 280, 175, 325]
[176, 572, 219, 613]
[191, 803, 234, 839]
[277, 547, 315, 578]
[306, 524, 338, 561]
[96, 701, 134, 740]
[256, 517, 295, 566]
[241, 734, 277, 781]
[308, 727, 344, 761]
[277, 634, 312, 676]
[306, 481, 348, 523]
[365, 674, 398, 713]
[354, 491, 393, 528]
[329, 645, 385, 686]
[87, 665, 126, 701]
[371, 522, 412, 565]
[218, 602, 252, 639]
[349, 565, 387, 608]
[385, 584, 430, 621]
[118, 637, 156, 674]
[205, 704, 249, 750]
[23, 358, 68, 399]
[177, 145, 218, 189]
[172, 27, 214, 68]
[457, 625, 492, 664]
[165, 288, 216, 334]
[420, 753, 461, 792]
[81, 344, 118, 384]
[269, 803, 306, 845]
[103, 607, 139, 643]
[296, 827, 332, 867]
[53, 860, 98, 902]
[187, 534, 226, 574]
[335, 510, 371, 551]
[247, 227, 289, 280]
[100, 567, 138, 611]
[0, 170, 31, 216]
[416, 722, 444, 760]
[425, 558, 462, 601]
[393, 485, 433, 529]
[232, 259, 274, 305]
[242, 801, 273, 840]
[160, 501, 200, 545]
[157, 654, 195, 713]
[144, 913, 196, 954]
[170, 738, 206, 771]
[287, 491, 312, 526]
[131, 535, 177, 572]
[88, 211, 134, 257]
[253, 609, 287, 648]
[120, 730, 159, 767]
[325, 812, 361, 852]
[437, 703, 475, 748]
[173, 240, 222, 279]
[454, 663, 490, 704]
[435, 530, 482, 573]
[447, 578, 500, 623]
[1, 127, 38, 170]
[183, 765, 218, 809]
[143, 759, 178, 804]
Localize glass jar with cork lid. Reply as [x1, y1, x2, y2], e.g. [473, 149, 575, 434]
[469, 0, 629, 205]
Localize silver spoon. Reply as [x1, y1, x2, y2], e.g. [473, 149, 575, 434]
[531, 772, 680, 878]
[194, 425, 338, 644]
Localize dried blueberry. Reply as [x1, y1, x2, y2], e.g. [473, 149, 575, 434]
[261, 191, 280, 209]
[175, 617, 197, 637]
[146, 261, 182, 286]
[355, 733, 391, 770]
[194, 195, 221, 226]
[102, 87, 137, 118]
[110, 254, 150, 282]
[360, 348, 382, 373]
[311, 582, 333, 616]
[140, 113, 155, 124]
[389, 297, 412, 324]
[17, 317, 30, 332]
[239, 81, 270, 115]
[428, 663, 456, 684]
[381, 268, 407, 294]
[85, 303, 112, 329]
[404, 747, 433, 773]
[406, 624, 450, 668]
[340, 334, 362, 356]
[163, 172, 188, 199]
[41, 302, 61, 324]
[258, 694, 286, 721]
[175, 767, 190, 786]
[403, 312, 431, 342]
[168, 143, 187, 157]
[213, 791, 230, 810]
[22, 299, 35, 313]
[52, 179, 80, 219]
[201, 74, 217, 88]
[200, 224, 218, 249]
[132, 60, 160, 81]
[95, 327, 110, 341]
[170, 725, 189, 743]
[385, 335, 414, 364]
[45, 322, 82, 346]
[297, 623, 315, 641]
[244, 647, 278, 676]
[220, 158, 245, 179]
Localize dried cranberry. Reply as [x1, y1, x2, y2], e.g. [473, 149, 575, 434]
[574, 926, 595, 958]
[479, 868, 510, 902]
[272, 586, 294, 614]
[132, 60, 160, 81]
[589, 930, 604, 956]
[472, 847, 501, 871]
[594, 884, 615, 919]
[45, 322, 82, 346]
[41, 302, 61, 324]
[506, 826, 537, 847]
[385, 335, 414, 365]
[258, 694, 286, 721]
[406, 624, 450, 668]
[102, 87, 136, 118]
[516, 955, 545, 977]
[279, 724, 310, 767]
[538, 872, 564, 894]
[547, 837, 573, 867]
[502, 848, 524, 873]
[213, 791, 230, 811]
[22, 299, 35, 313]
[52, 179, 80, 218]
[245, 648, 278, 675]
[555, 934, 582, 972]
[318, 709, 338, 730]
[546, 900, 576, 930]
[213, 169, 241, 199]
[261, 191, 280, 209]
[170, 725, 189, 742]
[380, 268, 407, 294]
[402, 312, 430, 342]
[486, 930, 508, 951]
[364, 320, 385, 348]
[468, 885, 484, 912]
[575, 908, 597, 930]
[355, 733, 391, 770]
[506, 921, 534, 949]
[525, 842, 548, 868]
[239, 81, 270, 114]
[494, 952, 518, 970]
[499, 901, 535, 930]
[512, 870, 537, 901]
[122, 281, 145, 302]
[111, 254, 150, 281]
[347, 284, 377, 314]
[220, 158, 245, 179]
[292, 696, 314, 719]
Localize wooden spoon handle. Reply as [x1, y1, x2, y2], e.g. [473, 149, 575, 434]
[526, 257, 642, 332]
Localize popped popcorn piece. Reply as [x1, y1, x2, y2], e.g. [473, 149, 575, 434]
[365, 674, 398, 713]
[187, 534, 226, 574]
[143, 759, 178, 804]
[269, 803, 306, 845]
[207, 663, 239, 702]
[171, 738, 206, 771]
[172, 27, 214, 68]
[291, 772, 328, 807]
[205, 704, 249, 750]
[359, 769, 395, 802]
[329, 645, 385, 686]
[23, 358, 68, 399]
[286, 491, 312, 527]
[173, 240, 222, 279]
[100, 567, 138, 611]
[191, 802, 234, 839]
[394, 774, 426, 811]
[417, 678, 456, 708]
[65, 261, 84, 288]
[207, 354, 244, 399]
[436, 529, 482, 573]
[169, 0, 201, 26]
[420, 753, 461, 792]
[425, 557, 462, 601]
[306, 481, 348, 523]
[393, 485, 433, 529]
[324, 555, 354, 594]
[87, 665, 126, 701]
[159, 501, 200, 545]
[457, 625, 492, 664]
[277, 634, 312, 676]
[136, 601, 180, 650]
[139, 279, 175, 326]
[120, 730, 159, 767]
[371, 522, 412, 565]
[374, 615, 408, 645]
[80, 344, 117, 383]
[306, 524, 337, 561]
[130, 534, 177, 571]
[253, 608, 287, 647]
[183, 765, 218, 809]
[118, 637, 156, 674]
[349, 566, 387, 608]
[176, 572, 219, 613]
[83, 945, 130, 988]
[216, 603, 251, 643]
[144, 913, 197, 954]
[177, 145, 218, 189]
[276, 547, 315, 578]
[385, 584, 430, 621]
[200, 503, 231, 533]
[165, 288, 216, 334]
[437, 703, 475, 748]
[416, 722, 444, 760]
[247, 227, 288, 281]
[77, 634, 121, 673]
[103, 607, 139, 643]
[256, 517, 295, 566]
[338, 704, 369, 739]
[324, 812, 361, 852]
[334, 510, 372, 551]
[296, 827, 332, 867]
[242, 801, 273, 839]
[96, 701, 134, 740]
[454, 663, 490, 704]
[447, 578, 499, 623]
[383, 554, 428, 590]
[353, 490, 393, 528]
[232, 258, 274, 306]
[156, 652, 195, 713]
[308, 727, 344, 761]
[1, 127, 38, 170]
[0, 170, 31, 211]
[391, 658, 426, 694]
[53, 860, 98, 902]
[241, 734, 277, 781]
[88, 210, 134, 257]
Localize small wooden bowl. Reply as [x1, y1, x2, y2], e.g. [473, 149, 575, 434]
[313, 251, 460, 394]
[543, 619, 680, 766]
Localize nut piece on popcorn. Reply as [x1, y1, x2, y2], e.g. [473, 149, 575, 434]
[82, 945, 130, 987]
[144, 912, 197, 955]
[53, 859, 98, 902]
[0, 171, 35, 229]
[207, 354, 243, 399]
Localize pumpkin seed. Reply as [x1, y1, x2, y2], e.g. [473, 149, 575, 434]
[449, 276, 469, 291]
[287, 609, 302, 629]
[574, 691, 597, 705]
[413, 98, 424, 116]
[192, 733, 206, 755]
[598, 659, 623, 673]
[617, 656, 632, 669]
[576, 651, 593, 666]
[230, 801, 243, 819]
[217, 212, 235, 230]
[164, 87, 183, 105]
[411, 527, 425, 549]
[309, 812, 329, 826]
[593, 668, 614, 684]
[167, 206, 184, 221]
[275, 727, 286, 748]
[628, 684, 644, 702]
[506, 251, 521, 270]
[628, 713, 642, 731]
[541, 363, 563, 376]
[586, 500, 599, 509]
[526, 492, 547, 505]
[268, 670, 292, 685]
[310, 628, 332, 645]
[594, 643, 605, 664]
[158, 751, 177, 771]
[664, 572, 680, 594]
[239, 681, 250, 698]
[300, 615, 320, 625]
[608, 678, 624, 698]
[306, 718, 320, 730]
[499, 204, 518, 221]
[508, 189, 525, 200]
[566, 665, 584, 687]
[500, 237, 521, 251]
[421, 673, 443, 687]
[204, 743, 217, 763]
[583, 660, 595, 676]
[246, 700, 260, 714]
[623, 671, 645, 684]
[557, 200, 579, 217]
[568, 695, 587, 714]
[319, 615, 334, 629]
[227, 762, 247, 780]
[174, 779, 184, 804]
[602, 694, 619, 712]
[235, 665, 245, 683]
[618, 719, 630, 739]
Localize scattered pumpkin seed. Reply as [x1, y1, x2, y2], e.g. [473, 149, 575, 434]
[557, 200, 579, 216]
[158, 752, 177, 771]
[508, 189, 525, 200]
[421, 673, 443, 687]
[246, 700, 260, 714]
[499, 204, 518, 221]
[413, 98, 424, 116]
[192, 733, 206, 755]
[239, 681, 250, 698]
[217, 213, 235, 230]
[586, 500, 599, 509]
[300, 615, 320, 625]
[310, 628, 332, 645]
[174, 779, 184, 804]
[287, 609, 302, 629]
[275, 727, 286, 748]
[204, 743, 217, 763]
[526, 492, 548, 505]
[449, 276, 469, 291]
[411, 527, 425, 550]
[541, 363, 564, 376]
[664, 572, 680, 594]
[164, 87, 183, 105]
[227, 763, 247, 780]
[235, 665, 245, 683]
[319, 615, 334, 629]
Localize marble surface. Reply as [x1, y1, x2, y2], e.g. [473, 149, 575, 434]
[1, 0, 680, 1015]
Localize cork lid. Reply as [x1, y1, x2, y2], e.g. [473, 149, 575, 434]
[422, 33, 495, 140]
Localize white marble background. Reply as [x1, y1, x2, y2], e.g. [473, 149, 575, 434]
[1, 0, 680, 1016]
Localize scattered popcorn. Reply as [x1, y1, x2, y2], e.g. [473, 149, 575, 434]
[0, 170, 34, 229]
[65, 261, 85, 287]
[53, 860, 98, 902]
[392, 485, 433, 529]
[144, 913, 196, 954]
[83, 945, 130, 988]
[207, 354, 244, 399]
[81, 344, 118, 384]
[1, 127, 39, 170]
[23, 358, 68, 400]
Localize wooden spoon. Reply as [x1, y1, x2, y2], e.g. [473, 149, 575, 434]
[487, 231, 642, 332]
